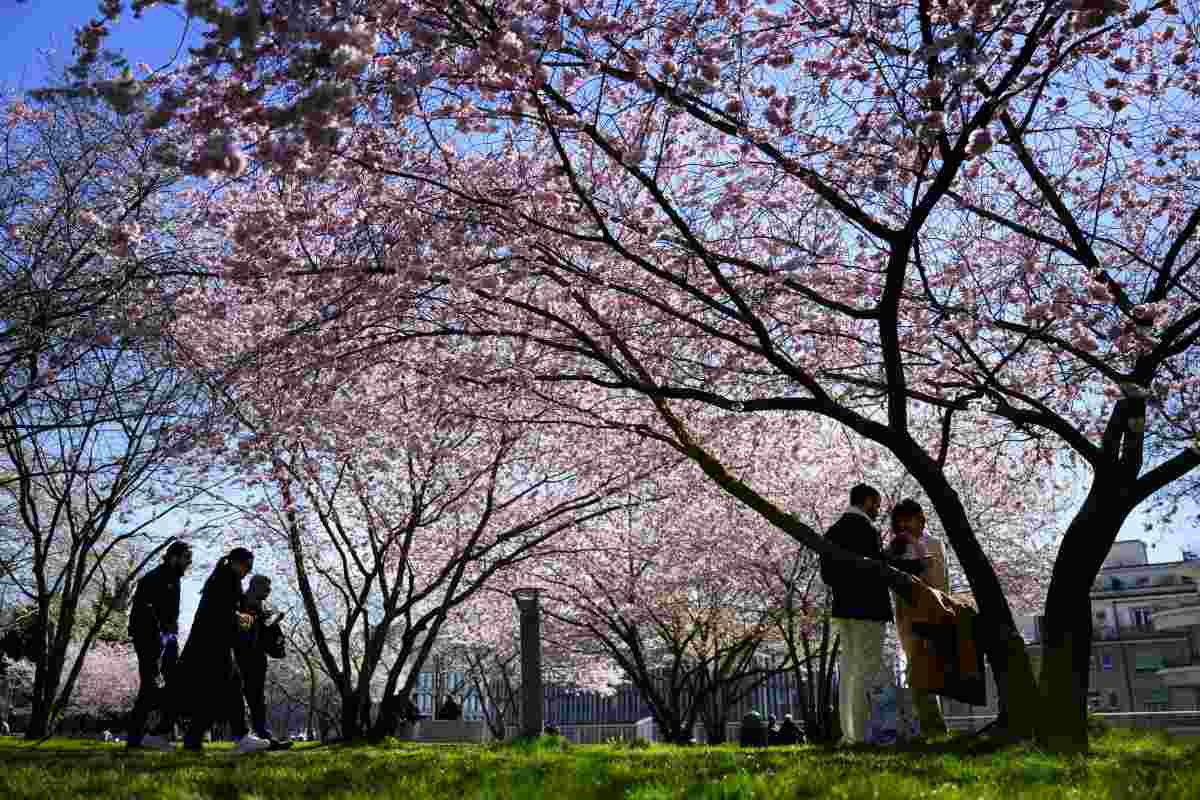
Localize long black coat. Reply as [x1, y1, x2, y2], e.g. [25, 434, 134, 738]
[174, 561, 245, 712]
[821, 511, 894, 622]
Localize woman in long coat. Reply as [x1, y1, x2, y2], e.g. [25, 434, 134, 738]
[175, 547, 268, 753]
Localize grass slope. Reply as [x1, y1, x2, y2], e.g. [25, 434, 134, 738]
[0, 729, 1196, 800]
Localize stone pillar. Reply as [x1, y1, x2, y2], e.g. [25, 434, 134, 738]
[514, 588, 543, 738]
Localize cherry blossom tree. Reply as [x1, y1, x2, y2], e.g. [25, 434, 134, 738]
[434, 588, 619, 738]
[539, 525, 789, 745]
[73, 0, 1200, 752]
[433, 408, 1055, 742]
[65, 640, 138, 720]
[0, 83, 219, 739]
[1, 71, 192, 429]
[197, 355, 676, 740]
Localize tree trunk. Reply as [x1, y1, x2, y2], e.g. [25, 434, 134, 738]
[1036, 626, 1091, 753]
[368, 692, 403, 742]
[25, 662, 59, 740]
[1032, 483, 1133, 753]
[340, 694, 363, 740]
[699, 704, 726, 744]
[25, 702, 51, 740]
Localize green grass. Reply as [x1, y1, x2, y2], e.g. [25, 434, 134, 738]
[0, 729, 1197, 799]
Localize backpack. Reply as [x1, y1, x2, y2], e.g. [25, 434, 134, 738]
[261, 613, 286, 659]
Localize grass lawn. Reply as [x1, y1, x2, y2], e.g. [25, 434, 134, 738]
[0, 728, 1196, 800]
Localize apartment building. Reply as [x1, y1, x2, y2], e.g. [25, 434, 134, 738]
[943, 540, 1200, 718]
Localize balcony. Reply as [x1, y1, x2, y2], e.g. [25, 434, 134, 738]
[1158, 664, 1200, 688]
[1151, 602, 1200, 632]
[1094, 623, 1189, 641]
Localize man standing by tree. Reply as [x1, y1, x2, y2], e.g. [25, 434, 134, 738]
[126, 541, 191, 751]
[820, 485, 893, 745]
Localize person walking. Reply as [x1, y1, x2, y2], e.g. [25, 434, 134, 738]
[820, 484, 895, 745]
[175, 547, 270, 754]
[888, 500, 950, 737]
[235, 575, 291, 750]
[126, 540, 192, 751]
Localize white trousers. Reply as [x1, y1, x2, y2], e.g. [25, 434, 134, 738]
[834, 618, 891, 744]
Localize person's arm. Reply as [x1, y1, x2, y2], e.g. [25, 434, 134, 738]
[821, 518, 851, 586]
[927, 537, 950, 593]
[149, 571, 178, 637]
[133, 570, 166, 637]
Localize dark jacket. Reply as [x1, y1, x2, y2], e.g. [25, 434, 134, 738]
[128, 563, 181, 645]
[234, 600, 267, 678]
[234, 600, 284, 673]
[821, 510, 894, 622]
[174, 560, 245, 710]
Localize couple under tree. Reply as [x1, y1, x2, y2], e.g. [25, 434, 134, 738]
[821, 485, 952, 745]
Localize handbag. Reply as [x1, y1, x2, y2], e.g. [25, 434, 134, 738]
[262, 611, 286, 659]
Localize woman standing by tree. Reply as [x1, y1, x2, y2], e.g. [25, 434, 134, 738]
[175, 547, 269, 754]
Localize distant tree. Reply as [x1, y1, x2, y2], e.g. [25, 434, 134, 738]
[0, 80, 215, 740]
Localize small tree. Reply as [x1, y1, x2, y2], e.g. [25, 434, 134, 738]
[0, 83, 212, 739]
[204, 364, 673, 741]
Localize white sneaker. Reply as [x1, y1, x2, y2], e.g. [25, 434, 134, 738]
[235, 732, 271, 753]
[142, 734, 175, 752]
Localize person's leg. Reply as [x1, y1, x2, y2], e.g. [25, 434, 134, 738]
[184, 705, 210, 750]
[900, 625, 946, 737]
[853, 621, 887, 744]
[229, 667, 250, 740]
[836, 618, 872, 744]
[127, 641, 160, 747]
[152, 638, 179, 737]
[243, 663, 269, 739]
[834, 619, 854, 743]
[905, 655, 944, 735]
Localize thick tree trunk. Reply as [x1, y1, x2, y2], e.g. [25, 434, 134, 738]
[1033, 486, 1129, 753]
[1036, 625, 1092, 753]
[699, 707, 726, 744]
[25, 702, 51, 740]
[340, 694, 363, 741]
[25, 664, 59, 740]
[368, 692, 403, 742]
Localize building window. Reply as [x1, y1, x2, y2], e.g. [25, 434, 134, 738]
[1131, 607, 1154, 628]
[1135, 653, 1167, 673]
[1102, 654, 1114, 671]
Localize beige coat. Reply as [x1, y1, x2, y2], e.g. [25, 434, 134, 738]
[892, 535, 949, 651]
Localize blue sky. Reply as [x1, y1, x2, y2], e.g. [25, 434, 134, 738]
[0, 0, 197, 92]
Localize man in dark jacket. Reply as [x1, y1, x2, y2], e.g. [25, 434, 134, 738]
[126, 541, 191, 751]
[820, 484, 895, 745]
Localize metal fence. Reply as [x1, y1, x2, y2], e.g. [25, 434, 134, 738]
[947, 711, 1200, 736]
